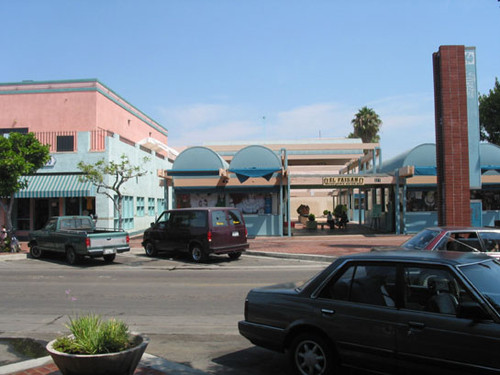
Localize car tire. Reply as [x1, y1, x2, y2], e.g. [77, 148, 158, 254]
[228, 252, 242, 260]
[103, 254, 116, 263]
[30, 244, 43, 259]
[190, 245, 208, 263]
[144, 242, 158, 257]
[290, 333, 336, 375]
[66, 247, 80, 265]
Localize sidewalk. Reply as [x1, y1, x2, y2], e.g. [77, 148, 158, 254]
[0, 224, 410, 375]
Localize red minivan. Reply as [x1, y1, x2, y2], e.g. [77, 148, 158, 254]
[142, 207, 249, 263]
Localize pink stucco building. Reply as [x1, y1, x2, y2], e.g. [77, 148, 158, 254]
[0, 79, 174, 236]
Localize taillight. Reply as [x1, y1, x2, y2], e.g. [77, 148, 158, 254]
[245, 227, 248, 238]
[244, 298, 249, 320]
[126, 235, 130, 244]
[85, 238, 91, 248]
[207, 230, 212, 242]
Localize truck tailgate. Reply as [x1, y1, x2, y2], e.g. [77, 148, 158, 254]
[89, 234, 129, 250]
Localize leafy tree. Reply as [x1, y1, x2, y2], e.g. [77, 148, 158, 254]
[348, 106, 382, 143]
[78, 154, 150, 230]
[479, 77, 500, 145]
[0, 132, 50, 230]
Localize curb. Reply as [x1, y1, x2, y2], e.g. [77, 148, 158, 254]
[245, 250, 335, 263]
[0, 353, 209, 375]
[0, 253, 27, 261]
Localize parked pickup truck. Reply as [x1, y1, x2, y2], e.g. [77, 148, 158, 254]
[28, 216, 130, 265]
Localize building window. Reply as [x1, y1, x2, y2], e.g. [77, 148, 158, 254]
[1, 128, 29, 137]
[148, 198, 155, 216]
[136, 197, 145, 217]
[56, 135, 74, 152]
[115, 195, 134, 230]
[157, 199, 166, 214]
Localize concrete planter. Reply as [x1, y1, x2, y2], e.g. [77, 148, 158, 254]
[46, 334, 149, 375]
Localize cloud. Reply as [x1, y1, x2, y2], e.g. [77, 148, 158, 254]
[158, 93, 437, 161]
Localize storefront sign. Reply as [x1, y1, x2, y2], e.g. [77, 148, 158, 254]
[322, 176, 365, 186]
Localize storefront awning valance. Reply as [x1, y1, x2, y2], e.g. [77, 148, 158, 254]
[14, 174, 96, 198]
[228, 167, 282, 182]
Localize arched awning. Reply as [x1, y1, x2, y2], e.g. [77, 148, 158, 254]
[228, 145, 282, 182]
[168, 146, 229, 176]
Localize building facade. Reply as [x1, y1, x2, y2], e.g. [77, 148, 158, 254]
[0, 79, 174, 237]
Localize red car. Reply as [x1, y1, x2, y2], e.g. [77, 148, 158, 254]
[400, 227, 500, 257]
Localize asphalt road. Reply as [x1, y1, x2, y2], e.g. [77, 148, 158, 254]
[0, 251, 329, 374]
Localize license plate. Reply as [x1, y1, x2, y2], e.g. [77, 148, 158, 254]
[232, 231, 239, 237]
[103, 249, 116, 255]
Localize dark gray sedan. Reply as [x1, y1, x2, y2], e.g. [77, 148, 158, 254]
[239, 251, 500, 375]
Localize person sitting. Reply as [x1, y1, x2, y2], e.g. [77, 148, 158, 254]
[326, 211, 335, 229]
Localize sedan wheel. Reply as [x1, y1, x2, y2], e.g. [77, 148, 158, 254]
[30, 245, 43, 259]
[290, 334, 335, 375]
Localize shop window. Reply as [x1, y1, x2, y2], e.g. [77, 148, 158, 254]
[407, 190, 437, 212]
[136, 197, 145, 217]
[15, 198, 30, 230]
[471, 190, 500, 210]
[65, 197, 80, 216]
[56, 135, 74, 152]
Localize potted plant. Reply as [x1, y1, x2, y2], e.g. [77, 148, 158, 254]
[296, 204, 310, 225]
[305, 213, 318, 229]
[46, 314, 149, 375]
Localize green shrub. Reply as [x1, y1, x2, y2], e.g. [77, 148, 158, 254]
[308, 213, 316, 221]
[53, 314, 133, 355]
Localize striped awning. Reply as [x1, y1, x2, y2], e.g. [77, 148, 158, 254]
[14, 174, 96, 198]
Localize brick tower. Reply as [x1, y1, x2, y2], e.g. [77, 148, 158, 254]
[432, 45, 471, 226]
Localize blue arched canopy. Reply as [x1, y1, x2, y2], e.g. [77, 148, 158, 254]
[228, 145, 282, 182]
[169, 146, 229, 176]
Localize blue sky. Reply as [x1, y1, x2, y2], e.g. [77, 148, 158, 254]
[2, 0, 499, 159]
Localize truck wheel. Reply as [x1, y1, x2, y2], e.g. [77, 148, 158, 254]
[190, 245, 208, 263]
[228, 252, 242, 260]
[66, 247, 80, 265]
[103, 254, 116, 263]
[144, 242, 158, 257]
[30, 245, 43, 259]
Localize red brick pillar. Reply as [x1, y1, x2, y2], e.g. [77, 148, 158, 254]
[432, 45, 471, 226]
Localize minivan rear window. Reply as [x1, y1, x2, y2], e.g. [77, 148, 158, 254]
[228, 210, 243, 225]
[212, 210, 228, 227]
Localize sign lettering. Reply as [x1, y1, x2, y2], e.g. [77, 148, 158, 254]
[322, 176, 365, 186]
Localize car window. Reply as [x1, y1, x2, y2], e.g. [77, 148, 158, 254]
[188, 211, 207, 228]
[212, 210, 229, 227]
[403, 266, 474, 315]
[45, 218, 58, 231]
[478, 232, 500, 253]
[460, 259, 500, 314]
[319, 264, 397, 308]
[402, 229, 441, 249]
[170, 212, 190, 228]
[228, 210, 243, 225]
[156, 212, 170, 229]
[442, 232, 481, 252]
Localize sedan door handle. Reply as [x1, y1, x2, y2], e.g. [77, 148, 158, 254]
[321, 309, 335, 316]
[407, 321, 425, 336]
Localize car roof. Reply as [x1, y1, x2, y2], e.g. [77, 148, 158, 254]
[423, 226, 500, 232]
[338, 249, 492, 266]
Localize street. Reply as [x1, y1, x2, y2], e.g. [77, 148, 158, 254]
[0, 251, 328, 374]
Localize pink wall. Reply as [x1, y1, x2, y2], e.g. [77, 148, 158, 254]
[0, 91, 97, 132]
[0, 80, 168, 146]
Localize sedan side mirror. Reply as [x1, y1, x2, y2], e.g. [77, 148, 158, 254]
[456, 301, 490, 321]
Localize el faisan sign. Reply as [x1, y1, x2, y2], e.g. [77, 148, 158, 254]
[322, 176, 365, 186]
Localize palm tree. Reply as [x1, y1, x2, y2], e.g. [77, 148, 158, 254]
[348, 106, 382, 143]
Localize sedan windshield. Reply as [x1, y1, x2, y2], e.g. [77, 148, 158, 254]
[459, 259, 500, 314]
[402, 229, 441, 250]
